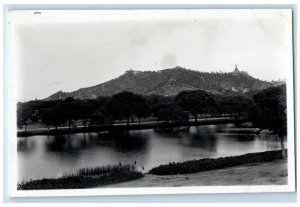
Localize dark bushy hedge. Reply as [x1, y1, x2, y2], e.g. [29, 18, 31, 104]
[149, 150, 286, 175]
[17, 171, 143, 190]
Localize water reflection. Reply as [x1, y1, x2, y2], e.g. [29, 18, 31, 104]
[234, 134, 256, 142]
[46, 136, 69, 152]
[81, 133, 90, 147]
[189, 126, 217, 151]
[17, 137, 37, 153]
[153, 127, 185, 139]
[17, 123, 284, 181]
[111, 131, 148, 152]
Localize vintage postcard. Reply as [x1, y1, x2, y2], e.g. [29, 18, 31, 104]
[7, 9, 295, 197]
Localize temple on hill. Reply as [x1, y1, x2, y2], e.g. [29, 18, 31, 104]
[126, 69, 142, 75]
[232, 64, 249, 75]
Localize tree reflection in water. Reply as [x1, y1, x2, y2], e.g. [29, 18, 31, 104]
[153, 127, 186, 139]
[45, 135, 83, 167]
[111, 131, 149, 152]
[17, 124, 284, 181]
[189, 126, 217, 152]
[46, 135, 68, 152]
[17, 137, 37, 153]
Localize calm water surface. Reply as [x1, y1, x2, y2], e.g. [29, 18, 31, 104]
[17, 123, 284, 181]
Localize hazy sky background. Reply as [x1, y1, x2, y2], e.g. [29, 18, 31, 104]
[10, 10, 293, 101]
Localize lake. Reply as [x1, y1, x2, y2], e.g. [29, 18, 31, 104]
[17, 123, 284, 182]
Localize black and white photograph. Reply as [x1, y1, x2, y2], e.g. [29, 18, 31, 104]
[8, 9, 295, 196]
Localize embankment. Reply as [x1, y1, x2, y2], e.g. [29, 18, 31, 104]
[18, 164, 143, 190]
[18, 172, 143, 190]
[149, 150, 286, 175]
[105, 159, 287, 188]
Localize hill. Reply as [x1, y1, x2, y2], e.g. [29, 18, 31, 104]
[44, 66, 275, 100]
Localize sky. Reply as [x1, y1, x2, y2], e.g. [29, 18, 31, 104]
[9, 9, 293, 101]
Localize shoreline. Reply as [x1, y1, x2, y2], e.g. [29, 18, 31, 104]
[149, 150, 285, 175]
[17, 171, 143, 190]
[17, 117, 245, 137]
[17, 150, 285, 190]
[104, 159, 287, 188]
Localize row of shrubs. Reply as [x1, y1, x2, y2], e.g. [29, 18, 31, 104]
[17, 171, 143, 190]
[149, 150, 286, 175]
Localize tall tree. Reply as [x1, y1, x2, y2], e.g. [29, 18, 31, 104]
[40, 108, 56, 130]
[40, 105, 63, 130]
[87, 96, 111, 127]
[17, 103, 34, 133]
[251, 85, 287, 158]
[58, 98, 82, 130]
[175, 90, 216, 122]
[220, 95, 254, 120]
[107, 91, 149, 126]
[156, 102, 188, 124]
[135, 103, 150, 125]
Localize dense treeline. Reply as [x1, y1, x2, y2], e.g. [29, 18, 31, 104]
[17, 90, 258, 132]
[18, 85, 286, 133]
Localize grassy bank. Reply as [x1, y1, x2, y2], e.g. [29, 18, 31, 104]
[149, 150, 286, 175]
[18, 164, 143, 190]
[105, 159, 287, 188]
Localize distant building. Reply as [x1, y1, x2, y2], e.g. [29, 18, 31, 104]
[174, 66, 184, 69]
[232, 65, 249, 76]
[126, 69, 142, 75]
[234, 64, 239, 73]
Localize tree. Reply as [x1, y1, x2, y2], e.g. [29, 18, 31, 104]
[40, 108, 56, 130]
[135, 103, 150, 125]
[155, 102, 188, 124]
[40, 105, 63, 130]
[106, 91, 149, 126]
[175, 90, 216, 122]
[220, 95, 254, 120]
[17, 103, 34, 133]
[90, 109, 106, 128]
[58, 98, 82, 130]
[146, 95, 174, 118]
[85, 96, 111, 127]
[75, 100, 94, 128]
[251, 85, 287, 158]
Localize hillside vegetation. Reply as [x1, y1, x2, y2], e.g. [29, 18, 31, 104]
[45, 66, 274, 100]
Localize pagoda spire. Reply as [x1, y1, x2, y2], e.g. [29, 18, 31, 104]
[234, 64, 238, 72]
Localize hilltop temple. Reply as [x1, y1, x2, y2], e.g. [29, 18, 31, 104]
[232, 65, 249, 76]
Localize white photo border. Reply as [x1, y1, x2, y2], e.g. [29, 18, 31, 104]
[5, 7, 296, 198]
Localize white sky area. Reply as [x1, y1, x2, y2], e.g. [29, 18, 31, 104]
[9, 10, 293, 101]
